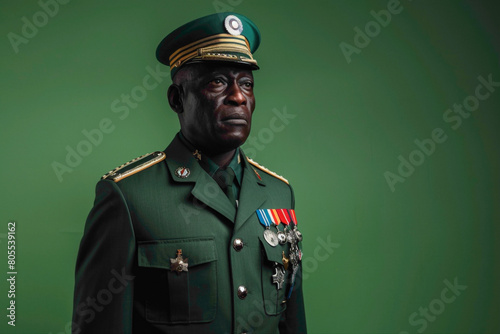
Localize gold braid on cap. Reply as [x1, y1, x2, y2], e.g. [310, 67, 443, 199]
[169, 33, 256, 69]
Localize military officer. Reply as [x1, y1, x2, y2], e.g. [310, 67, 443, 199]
[72, 12, 306, 334]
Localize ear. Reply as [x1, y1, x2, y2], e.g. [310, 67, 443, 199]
[167, 84, 184, 113]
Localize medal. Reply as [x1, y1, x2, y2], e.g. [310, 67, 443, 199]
[263, 229, 278, 247]
[277, 230, 287, 245]
[287, 246, 301, 299]
[282, 251, 289, 271]
[268, 209, 287, 245]
[272, 263, 286, 290]
[256, 209, 278, 247]
[170, 249, 188, 274]
[289, 209, 303, 242]
[289, 247, 298, 268]
[276, 208, 292, 243]
[285, 209, 304, 300]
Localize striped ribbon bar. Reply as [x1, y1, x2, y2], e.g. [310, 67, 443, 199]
[289, 209, 298, 227]
[256, 209, 272, 228]
[268, 209, 281, 227]
[277, 209, 291, 226]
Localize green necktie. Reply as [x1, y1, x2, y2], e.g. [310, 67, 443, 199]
[213, 167, 236, 207]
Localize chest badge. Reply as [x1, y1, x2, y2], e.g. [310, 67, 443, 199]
[170, 249, 189, 274]
[272, 264, 286, 290]
[175, 167, 190, 178]
[282, 251, 289, 271]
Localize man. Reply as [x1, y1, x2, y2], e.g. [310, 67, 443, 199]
[72, 12, 306, 334]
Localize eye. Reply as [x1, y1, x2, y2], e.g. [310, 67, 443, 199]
[209, 78, 225, 86]
[241, 80, 254, 89]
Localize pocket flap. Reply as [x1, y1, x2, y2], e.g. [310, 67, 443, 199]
[258, 235, 287, 263]
[138, 237, 217, 269]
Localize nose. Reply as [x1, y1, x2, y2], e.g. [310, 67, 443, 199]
[225, 82, 247, 106]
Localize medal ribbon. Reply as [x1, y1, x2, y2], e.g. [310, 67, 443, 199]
[288, 209, 297, 227]
[256, 209, 271, 228]
[277, 209, 291, 226]
[268, 209, 280, 227]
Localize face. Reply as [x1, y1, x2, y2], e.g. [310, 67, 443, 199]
[172, 63, 255, 155]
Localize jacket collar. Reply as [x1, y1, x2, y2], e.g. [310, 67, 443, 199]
[163, 134, 267, 229]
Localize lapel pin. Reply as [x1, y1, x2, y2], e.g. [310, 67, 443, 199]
[175, 167, 190, 178]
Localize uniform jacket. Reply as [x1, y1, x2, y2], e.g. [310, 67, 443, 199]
[72, 135, 306, 334]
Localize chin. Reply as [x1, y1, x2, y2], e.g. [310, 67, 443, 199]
[216, 131, 249, 151]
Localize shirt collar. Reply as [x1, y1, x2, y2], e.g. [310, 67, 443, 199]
[177, 131, 243, 186]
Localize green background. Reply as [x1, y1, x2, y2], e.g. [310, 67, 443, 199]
[1, 0, 499, 333]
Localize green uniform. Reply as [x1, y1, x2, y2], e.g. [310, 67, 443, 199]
[73, 134, 306, 333]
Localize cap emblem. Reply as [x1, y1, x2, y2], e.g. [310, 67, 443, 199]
[224, 15, 243, 36]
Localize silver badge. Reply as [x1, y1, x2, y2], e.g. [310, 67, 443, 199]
[175, 167, 190, 178]
[277, 230, 287, 245]
[294, 228, 303, 242]
[272, 264, 286, 290]
[224, 15, 243, 36]
[263, 229, 278, 247]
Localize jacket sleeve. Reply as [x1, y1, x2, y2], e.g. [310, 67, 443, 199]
[72, 180, 136, 334]
[279, 183, 307, 333]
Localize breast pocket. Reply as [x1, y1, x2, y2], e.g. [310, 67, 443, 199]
[259, 236, 288, 316]
[137, 237, 217, 324]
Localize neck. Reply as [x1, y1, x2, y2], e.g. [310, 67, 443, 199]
[206, 149, 236, 167]
[178, 132, 237, 167]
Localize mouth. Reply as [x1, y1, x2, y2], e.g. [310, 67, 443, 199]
[221, 114, 248, 125]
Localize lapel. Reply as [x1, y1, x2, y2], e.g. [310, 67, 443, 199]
[164, 135, 236, 222]
[234, 150, 268, 232]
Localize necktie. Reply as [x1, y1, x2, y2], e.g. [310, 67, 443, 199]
[213, 167, 236, 207]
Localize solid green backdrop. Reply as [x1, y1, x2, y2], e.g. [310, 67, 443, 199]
[1, 0, 499, 333]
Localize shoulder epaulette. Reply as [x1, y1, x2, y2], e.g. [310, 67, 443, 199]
[247, 158, 289, 184]
[102, 151, 166, 182]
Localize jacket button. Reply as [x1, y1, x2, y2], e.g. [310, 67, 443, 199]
[233, 238, 244, 251]
[237, 285, 247, 299]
